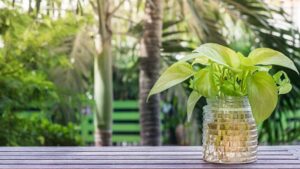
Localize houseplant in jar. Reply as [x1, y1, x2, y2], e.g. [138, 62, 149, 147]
[148, 43, 299, 163]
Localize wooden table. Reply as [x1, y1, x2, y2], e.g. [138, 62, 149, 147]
[0, 146, 299, 168]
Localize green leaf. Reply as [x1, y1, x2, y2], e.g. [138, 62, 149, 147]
[192, 67, 217, 97]
[239, 52, 253, 67]
[181, 43, 240, 68]
[192, 57, 209, 65]
[180, 53, 202, 62]
[148, 61, 194, 100]
[278, 83, 292, 95]
[247, 72, 278, 123]
[256, 65, 272, 72]
[273, 71, 284, 83]
[220, 81, 243, 96]
[273, 71, 292, 94]
[248, 48, 299, 74]
[187, 91, 202, 122]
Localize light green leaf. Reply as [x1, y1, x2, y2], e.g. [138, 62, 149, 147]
[279, 83, 292, 94]
[187, 91, 202, 122]
[148, 61, 194, 100]
[220, 81, 243, 96]
[180, 53, 202, 62]
[248, 48, 299, 74]
[247, 72, 278, 123]
[273, 71, 292, 94]
[256, 65, 272, 72]
[239, 52, 253, 67]
[273, 71, 284, 83]
[192, 67, 217, 97]
[273, 71, 290, 84]
[182, 43, 240, 68]
[192, 57, 209, 65]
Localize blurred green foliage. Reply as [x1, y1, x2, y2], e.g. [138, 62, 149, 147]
[159, 0, 300, 145]
[110, 0, 300, 145]
[0, 0, 299, 146]
[0, 113, 82, 146]
[0, 10, 56, 111]
[0, 7, 93, 122]
[0, 5, 92, 145]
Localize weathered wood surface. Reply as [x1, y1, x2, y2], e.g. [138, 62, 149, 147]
[0, 146, 299, 169]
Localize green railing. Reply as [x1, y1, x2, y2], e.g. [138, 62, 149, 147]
[16, 100, 165, 145]
[81, 100, 165, 145]
[80, 100, 141, 145]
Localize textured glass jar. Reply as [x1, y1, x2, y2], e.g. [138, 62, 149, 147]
[203, 96, 257, 163]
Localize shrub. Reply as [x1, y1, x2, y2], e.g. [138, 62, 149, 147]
[0, 113, 82, 146]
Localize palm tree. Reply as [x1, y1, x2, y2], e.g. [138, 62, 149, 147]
[93, 0, 114, 146]
[139, 0, 164, 146]
[166, 0, 300, 144]
[139, 0, 300, 145]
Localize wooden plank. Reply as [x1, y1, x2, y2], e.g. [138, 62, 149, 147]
[0, 164, 299, 169]
[0, 151, 204, 155]
[0, 150, 294, 156]
[0, 152, 291, 158]
[0, 146, 298, 169]
[0, 155, 203, 160]
[0, 146, 295, 152]
[0, 151, 293, 159]
[0, 159, 299, 165]
[0, 154, 295, 161]
[0, 146, 204, 152]
[0, 155, 294, 160]
[0, 152, 204, 155]
[0, 155, 295, 160]
[0, 150, 291, 155]
[288, 149, 300, 159]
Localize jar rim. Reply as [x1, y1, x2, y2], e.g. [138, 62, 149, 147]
[206, 96, 248, 102]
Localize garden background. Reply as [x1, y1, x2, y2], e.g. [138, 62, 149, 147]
[0, 0, 299, 146]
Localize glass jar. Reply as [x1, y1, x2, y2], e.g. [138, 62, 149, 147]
[203, 96, 257, 163]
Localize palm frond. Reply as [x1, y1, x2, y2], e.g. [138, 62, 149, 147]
[183, 0, 227, 45]
[50, 27, 95, 93]
[220, 0, 300, 144]
[173, 0, 300, 144]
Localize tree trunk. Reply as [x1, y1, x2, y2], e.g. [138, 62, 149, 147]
[35, 0, 42, 16]
[139, 0, 163, 146]
[28, 0, 33, 13]
[94, 0, 113, 146]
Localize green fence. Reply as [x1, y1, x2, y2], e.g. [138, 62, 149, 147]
[81, 100, 142, 145]
[16, 100, 165, 145]
[80, 100, 165, 145]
